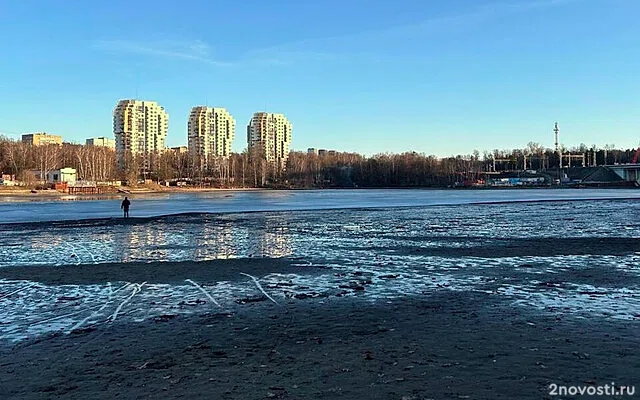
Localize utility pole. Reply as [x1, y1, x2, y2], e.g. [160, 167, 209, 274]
[554, 122, 561, 168]
[554, 122, 562, 184]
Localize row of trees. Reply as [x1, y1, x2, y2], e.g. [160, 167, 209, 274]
[1, 135, 638, 188]
[487, 142, 635, 171]
[0, 138, 116, 184]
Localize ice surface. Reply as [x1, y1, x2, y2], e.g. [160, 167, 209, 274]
[2, 188, 640, 224]
[1, 192, 639, 342]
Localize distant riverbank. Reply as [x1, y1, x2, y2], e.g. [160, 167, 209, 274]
[2, 187, 640, 224]
[0, 186, 266, 199]
[1, 184, 636, 201]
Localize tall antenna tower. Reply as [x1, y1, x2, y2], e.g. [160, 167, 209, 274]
[554, 122, 562, 169]
[554, 122, 559, 153]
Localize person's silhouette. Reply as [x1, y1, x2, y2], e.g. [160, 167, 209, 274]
[121, 197, 131, 218]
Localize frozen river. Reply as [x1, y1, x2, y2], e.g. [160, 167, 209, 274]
[2, 188, 640, 224]
[0, 189, 639, 342]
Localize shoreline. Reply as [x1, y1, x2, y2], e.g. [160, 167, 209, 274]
[1, 196, 640, 228]
[0, 186, 266, 198]
[0, 186, 637, 201]
[0, 197, 639, 227]
[2, 189, 640, 226]
[0, 185, 638, 197]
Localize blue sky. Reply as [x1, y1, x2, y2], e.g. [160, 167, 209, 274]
[0, 0, 638, 156]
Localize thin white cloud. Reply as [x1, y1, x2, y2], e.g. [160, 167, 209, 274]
[248, 50, 378, 66]
[244, 0, 580, 64]
[93, 39, 232, 67]
[92, 0, 579, 67]
[93, 39, 372, 67]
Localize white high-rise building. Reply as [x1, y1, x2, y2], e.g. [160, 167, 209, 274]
[113, 100, 168, 171]
[247, 112, 292, 169]
[188, 106, 235, 164]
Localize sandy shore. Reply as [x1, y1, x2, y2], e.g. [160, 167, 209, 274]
[1, 290, 637, 400]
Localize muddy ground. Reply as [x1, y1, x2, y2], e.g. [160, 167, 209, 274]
[1, 284, 638, 400]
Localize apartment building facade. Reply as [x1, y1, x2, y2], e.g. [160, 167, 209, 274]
[247, 112, 292, 169]
[22, 132, 63, 146]
[113, 100, 168, 170]
[86, 137, 116, 150]
[188, 106, 235, 165]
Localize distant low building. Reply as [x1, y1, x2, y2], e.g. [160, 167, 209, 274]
[307, 148, 318, 155]
[22, 132, 62, 146]
[170, 146, 188, 154]
[86, 137, 116, 150]
[47, 168, 76, 183]
[30, 170, 45, 182]
[318, 149, 327, 157]
[0, 173, 16, 186]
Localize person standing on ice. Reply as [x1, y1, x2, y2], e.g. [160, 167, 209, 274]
[121, 197, 131, 218]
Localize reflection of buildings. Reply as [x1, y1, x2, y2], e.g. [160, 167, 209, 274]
[191, 223, 237, 260]
[256, 216, 293, 258]
[115, 215, 293, 263]
[119, 224, 169, 262]
[191, 216, 293, 259]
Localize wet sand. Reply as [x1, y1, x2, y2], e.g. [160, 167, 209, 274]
[0, 258, 318, 286]
[1, 291, 637, 400]
[1, 243, 638, 399]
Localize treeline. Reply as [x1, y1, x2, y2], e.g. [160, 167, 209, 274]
[485, 142, 637, 171]
[286, 152, 480, 187]
[133, 142, 640, 188]
[1, 136, 639, 188]
[0, 138, 116, 184]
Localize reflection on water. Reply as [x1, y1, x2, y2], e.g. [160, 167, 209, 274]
[96, 214, 294, 264]
[1, 200, 640, 267]
[122, 225, 170, 263]
[257, 215, 293, 258]
[199, 224, 237, 259]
